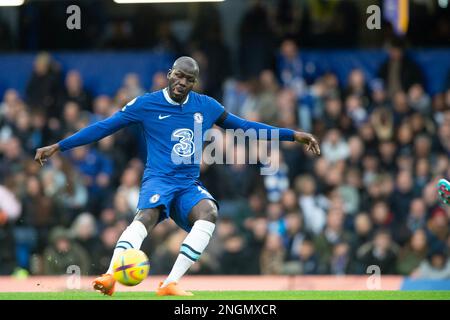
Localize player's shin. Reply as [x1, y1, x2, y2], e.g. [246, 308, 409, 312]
[161, 220, 215, 287]
[106, 220, 148, 274]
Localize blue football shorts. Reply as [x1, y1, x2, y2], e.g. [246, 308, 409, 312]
[137, 175, 218, 232]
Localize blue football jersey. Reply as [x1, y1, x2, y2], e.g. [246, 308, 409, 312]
[58, 88, 295, 181]
[124, 88, 225, 178]
[59, 88, 225, 179]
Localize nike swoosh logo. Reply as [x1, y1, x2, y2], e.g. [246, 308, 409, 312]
[158, 114, 171, 120]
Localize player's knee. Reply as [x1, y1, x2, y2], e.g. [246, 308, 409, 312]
[134, 208, 160, 231]
[198, 202, 218, 224]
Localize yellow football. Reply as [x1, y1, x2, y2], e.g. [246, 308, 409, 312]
[112, 249, 150, 286]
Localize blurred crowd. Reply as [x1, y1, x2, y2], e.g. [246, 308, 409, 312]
[0, 0, 450, 279]
[1, 35, 450, 279]
[2, 0, 449, 52]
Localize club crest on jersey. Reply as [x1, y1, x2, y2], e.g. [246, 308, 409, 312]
[194, 112, 203, 124]
[150, 194, 160, 203]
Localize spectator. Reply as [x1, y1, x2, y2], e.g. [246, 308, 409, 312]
[322, 96, 342, 129]
[369, 79, 388, 111]
[49, 154, 88, 222]
[150, 72, 168, 92]
[277, 39, 312, 96]
[122, 73, 145, 101]
[295, 174, 327, 235]
[151, 230, 186, 275]
[404, 198, 428, 236]
[207, 218, 237, 273]
[219, 233, 255, 274]
[314, 206, 354, 273]
[70, 212, 98, 266]
[345, 94, 368, 128]
[425, 207, 449, 253]
[344, 69, 370, 104]
[90, 225, 120, 275]
[19, 174, 59, 256]
[260, 233, 285, 274]
[25, 52, 62, 116]
[358, 121, 378, 155]
[280, 189, 299, 212]
[58, 70, 93, 114]
[390, 170, 416, 227]
[408, 84, 431, 115]
[414, 158, 431, 192]
[392, 91, 412, 126]
[329, 241, 354, 275]
[0, 181, 22, 224]
[0, 137, 27, 181]
[346, 136, 364, 169]
[370, 201, 395, 233]
[370, 107, 394, 142]
[338, 169, 361, 217]
[282, 211, 309, 261]
[283, 238, 319, 275]
[357, 229, 399, 275]
[351, 213, 373, 255]
[321, 129, 350, 164]
[0, 180, 21, 274]
[0, 221, 16, 275]
[396, 229, 428, 275]
[68, 145, 113, 213]
[61, 101, 82, 135]
[414, 134, 433, 160]
[263, 149, 289, 203]
[43, 227, 91, 275]
[378, 140, 397, 172]
[238, 0, 275, 79]
[378, 38, 425, 99]
[412, 249, 450, 279]
[256, 70, 279, 125]
[91, 95, 113, 122]
[396, 122, 414, 156]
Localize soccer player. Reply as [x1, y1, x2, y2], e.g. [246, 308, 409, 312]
[438, 178, 450, 205]
[34, 56, 321, 296]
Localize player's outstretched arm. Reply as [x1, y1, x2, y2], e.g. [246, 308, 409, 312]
[34, 98, 142, 167]
[216, 111, 321, 156]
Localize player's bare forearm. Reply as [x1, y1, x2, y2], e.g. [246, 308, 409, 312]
[34, 143, 60, 166]
[293, 131, 321, 156]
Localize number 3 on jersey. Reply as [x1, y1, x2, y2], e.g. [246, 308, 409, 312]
[172, 128, 195, 157]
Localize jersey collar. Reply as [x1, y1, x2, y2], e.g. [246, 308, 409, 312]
[163, 87, 189, 105]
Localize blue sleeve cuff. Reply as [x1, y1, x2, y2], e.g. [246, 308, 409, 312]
[279, 128, 296, 141]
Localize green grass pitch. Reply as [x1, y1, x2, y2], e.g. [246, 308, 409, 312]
[0, 291, 449, 300]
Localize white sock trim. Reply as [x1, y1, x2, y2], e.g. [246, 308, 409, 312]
[192, 220, 215, 237]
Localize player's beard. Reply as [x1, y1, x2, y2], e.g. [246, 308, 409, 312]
[168, 81, 187, 103]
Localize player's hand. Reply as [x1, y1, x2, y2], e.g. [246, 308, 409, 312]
[294, 131, 321, 156]
[34, 143, 60, 166]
